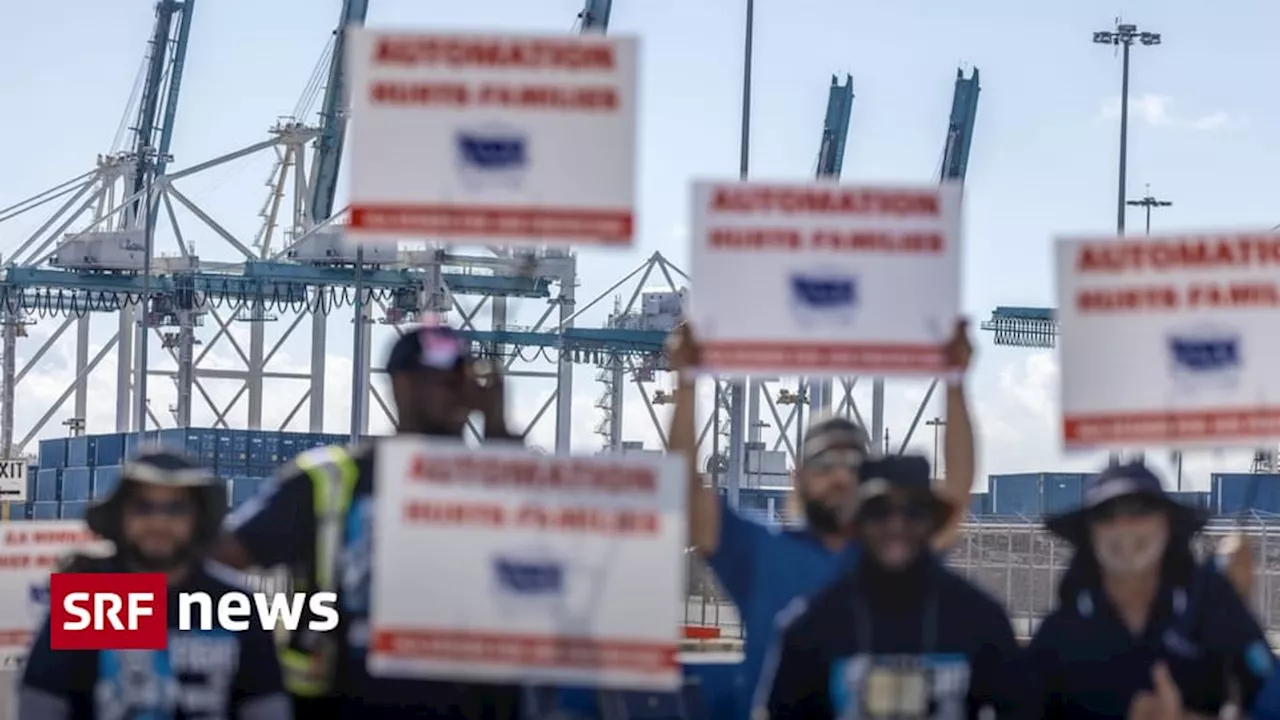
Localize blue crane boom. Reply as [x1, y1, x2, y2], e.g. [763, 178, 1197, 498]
[308, 0, 370, 224]
[804, 75, 855, 415]
[129, 0, 195, 224]
[817, 75, 854, 177]
[580, 0, 612, 31]
[941, 68, 979, 181]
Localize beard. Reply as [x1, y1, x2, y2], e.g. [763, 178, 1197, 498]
[803, 498, 844, 534]
[120, 539, 193, 573]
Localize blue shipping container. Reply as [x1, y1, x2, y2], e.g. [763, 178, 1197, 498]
[34, 470, 59, 502]
[26, 467, 37, 501]
[989, 473, 1041, 516]
[93, 466, 123, 498]
[39, 438, 67, 470]
[94, 433, 127, 466]
[968, 493, 990, 516]
[1169, 491, 1209, 509]
[59, 501, 88, 520]
[66, 436, 97, 467]
[61, 468, 92, 502]
[1041, 474, 1088, 515]
[1213, 473, 1280, 515]
[31, 501, 58, 520]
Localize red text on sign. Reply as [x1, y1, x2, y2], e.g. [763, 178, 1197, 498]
[1073, 282, 1280, 313]
[1074, 234, 1280, 274]
[711, 187, 940, 217]
[374, 38, 615, 70]
[370, 82, 618, 111]
[403, 501, 659, 536]
[409, 456, 655, 494]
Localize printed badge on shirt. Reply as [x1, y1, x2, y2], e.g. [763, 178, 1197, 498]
[829, 654, 970, 720]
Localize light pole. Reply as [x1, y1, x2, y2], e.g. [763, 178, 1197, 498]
[1126, 185, 1172, 235]
[1093, 21, 1161, 237]
[1095, 21, 1159, 465]
[925, 417, 945, 481]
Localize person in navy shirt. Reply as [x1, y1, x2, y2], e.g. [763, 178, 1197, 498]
[19, 451, 288, 719]
[758, 455, 1029, 719]
[665, 323, 977, 719]
[1027, 462, 1274, 719]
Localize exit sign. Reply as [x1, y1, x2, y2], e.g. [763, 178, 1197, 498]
[0, 461, 26, 502]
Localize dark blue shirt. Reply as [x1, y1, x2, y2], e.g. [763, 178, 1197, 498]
[705, 497, 859, 720]
[18, 558, 287, 719]
[224, 442, 519, 718]
[1027, 562, 1274, 718]
[759, 558, 1031, 719]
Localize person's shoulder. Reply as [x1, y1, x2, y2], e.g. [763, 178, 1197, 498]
[195, 560, 255, 595]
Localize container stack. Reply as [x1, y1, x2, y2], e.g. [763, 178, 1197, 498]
[986, 473, 1091, 519]
[1212, 473, 1280, 515]
[31, 429, 370, 521]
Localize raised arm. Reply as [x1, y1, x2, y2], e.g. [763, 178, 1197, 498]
[934, 319, 976, 551]
[667, 324, 720, 554]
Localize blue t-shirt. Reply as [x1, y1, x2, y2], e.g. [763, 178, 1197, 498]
[706, 497, 859, 720]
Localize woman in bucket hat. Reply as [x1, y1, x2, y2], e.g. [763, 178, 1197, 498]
[1027, 461, 1273, 719]
[19, 450, 291, 719]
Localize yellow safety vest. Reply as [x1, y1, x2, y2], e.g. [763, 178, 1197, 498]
[278, 445, 360, 697]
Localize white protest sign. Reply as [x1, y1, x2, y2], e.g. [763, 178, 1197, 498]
[687, 181, 963, 376]
[1057, 232, 1280, 449]
[0, 521, 109, 667]
[0, 460, 26, 502]
[346, 30, 638, 246]
[368, 438, 686, 691]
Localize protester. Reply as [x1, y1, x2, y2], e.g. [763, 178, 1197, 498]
[1027, 461, 1274, 718]
[212, 325, 523, 719]
[757, 454, 1028, 719]
[666, 321, 976, 720]
[18, 450, 289, 719]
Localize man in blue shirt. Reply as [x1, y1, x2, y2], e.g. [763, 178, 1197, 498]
[665, 322, 976, 719]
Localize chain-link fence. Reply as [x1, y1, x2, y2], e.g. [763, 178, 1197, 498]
[683, 517, 1280, 644]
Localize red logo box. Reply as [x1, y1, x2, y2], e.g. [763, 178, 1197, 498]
[49, 573, 168, 651]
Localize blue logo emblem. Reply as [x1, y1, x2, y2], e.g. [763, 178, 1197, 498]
[789, 273, 858, 327]
[455, 128, 528, 192]
[493, 556, 563, 595]
[1246, 639, 1274, 678]
[1167, 327, 1241, 393]
[28, 583, 48, 605]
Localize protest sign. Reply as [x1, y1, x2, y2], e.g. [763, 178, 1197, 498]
[346, 30, 638, 246]
[1057, 232, 1280, 448]
[368, 438, 686, 690]
[0, 521, 108, 667]
[687, 180, 962, 375]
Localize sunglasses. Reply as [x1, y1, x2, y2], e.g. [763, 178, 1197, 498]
[1092, 495, 1163, 522]
[125, 498, 194, 518]
[859, 495, 934, 524]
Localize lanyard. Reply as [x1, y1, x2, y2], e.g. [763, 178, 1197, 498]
[852, 571, 940, 656]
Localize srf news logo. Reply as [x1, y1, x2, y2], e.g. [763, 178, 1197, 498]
[49, 573, 338, 651]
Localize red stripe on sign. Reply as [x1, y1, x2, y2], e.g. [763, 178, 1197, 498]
[350, 204, 633, 242]
[371, 629, 678, 674]
[1064, 407, 1280, 445]
[0, 630, 31, 647]
[702, 341, 946, 373]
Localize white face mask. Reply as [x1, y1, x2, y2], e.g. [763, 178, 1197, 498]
[1093, 526, 1168, 574]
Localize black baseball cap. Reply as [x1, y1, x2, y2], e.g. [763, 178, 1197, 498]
[385, 324, 471, 374]
[1046, 461, 1208, 545]
[855, 454, 950, 530]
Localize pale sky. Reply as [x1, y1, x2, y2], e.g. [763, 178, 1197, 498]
[2, 0, 1278, 490]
